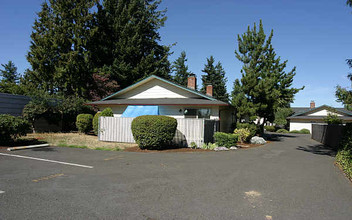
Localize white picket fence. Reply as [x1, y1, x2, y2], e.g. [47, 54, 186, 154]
[98, 117, 217, 147]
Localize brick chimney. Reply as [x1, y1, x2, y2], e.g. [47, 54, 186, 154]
[206, 84, 213, 97]
[187, 74, 196, 90]
[310, 100, 315, 109]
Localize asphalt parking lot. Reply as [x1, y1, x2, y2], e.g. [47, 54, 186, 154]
[0, 134, 351, 220]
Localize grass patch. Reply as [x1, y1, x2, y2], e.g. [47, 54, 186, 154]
[23, 133, 137, 151]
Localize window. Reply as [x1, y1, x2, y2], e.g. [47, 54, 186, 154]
[184, 108, 211, 119]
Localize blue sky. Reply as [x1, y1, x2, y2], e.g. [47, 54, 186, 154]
[1, 0, 351, 107]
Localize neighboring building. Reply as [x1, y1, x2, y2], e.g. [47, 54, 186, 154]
[88, 75, 235, 132]
[288, 101, 352, 133]
[0, 92, 31, 116]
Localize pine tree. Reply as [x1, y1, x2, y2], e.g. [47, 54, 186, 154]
[200, 56, 229, 102]
[0, 61, 19, 83]
[231, 20, 303, 129]
[336, 60, 352, 110]
[93, 0, 171, 89]
[26, 0, 98, 98]
[172, 51, 193, 87]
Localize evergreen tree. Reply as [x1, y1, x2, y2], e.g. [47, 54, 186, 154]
[26, 0, 98, 98]
[172, 51, 193, 87]
[231, 20, 303, 129]
[200, 56, 229, 102]
[0, 61, 19, 83]
[0, 61, 24, 94]
[93, 0, 171, 89]
[336, 60, 352, 110]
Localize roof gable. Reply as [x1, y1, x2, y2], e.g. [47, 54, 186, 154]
[291, 105, 352, 117]
[102, 75, 218, 101]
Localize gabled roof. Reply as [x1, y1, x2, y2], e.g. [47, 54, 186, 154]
[88, 75, 229, 106]
[288, 105, 352, 119]
[101, 75, 218, 101]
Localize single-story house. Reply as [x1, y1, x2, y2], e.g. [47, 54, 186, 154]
[288, 101, 352, 133]
[88, 74, 235, 132]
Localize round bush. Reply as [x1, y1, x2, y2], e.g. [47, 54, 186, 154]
[76, 114, 93, 133]
[214, 132, 238, 148]
[101, 108, 113, 117]
[92, 112, 102, 135]
[264, 126, 275, 132]
[236, 123, 260, 139]
[277, 128, 289, 133]
[234, 128, 251, 143]
[0, 114, 30, 144]
[131, 115, 177, 150]
[299, 128, 310, 134]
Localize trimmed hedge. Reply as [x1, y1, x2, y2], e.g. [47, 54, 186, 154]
[214, 132, 238, 148]
[76, 114, 93, 133]
[101, 108, 113, 117]
[131, 115, 177, 150]
[0, 114, 30, 144]
[264, 126, 275, 132]
[93, 112, 102, 135]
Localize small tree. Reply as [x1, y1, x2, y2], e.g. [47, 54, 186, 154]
[324, 113, 343, 125]
[200, 56, 229, 102]
[172, 51, 193, 87]
[274, 108, 293, 128]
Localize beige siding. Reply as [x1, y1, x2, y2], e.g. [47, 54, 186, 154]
[290, 122, 312, 132]
[116, 79, 199, 99]
[308, 109, 343, 116]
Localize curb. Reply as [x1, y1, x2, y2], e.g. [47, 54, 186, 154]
[7, 144, 50, 151]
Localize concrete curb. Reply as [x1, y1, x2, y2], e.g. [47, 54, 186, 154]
[7, 144, 50, 151]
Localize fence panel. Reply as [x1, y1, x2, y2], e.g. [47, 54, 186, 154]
[98, 117, 215, 147]
[311, 124, 344, 149]
[99, 117, 135, 143]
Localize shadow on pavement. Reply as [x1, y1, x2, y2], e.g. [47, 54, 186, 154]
[264, 133, 297, 142]
[31, 147, 57, 152]
[296, 144, 336, 157]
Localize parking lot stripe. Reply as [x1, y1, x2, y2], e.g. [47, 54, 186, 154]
[33, 173, 64, 182]
[0, 191, 4, 194]
[0, 153, 93, 169]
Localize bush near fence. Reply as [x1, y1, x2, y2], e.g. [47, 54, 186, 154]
[131, 115, 177, 150]
[336, 124, 352, 181]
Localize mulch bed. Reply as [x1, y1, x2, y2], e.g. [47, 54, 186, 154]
[124, 142, 269, 153]
[124, 146, 213, 153]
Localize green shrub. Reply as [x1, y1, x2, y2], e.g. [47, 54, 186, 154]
[214, 132, 238, 148]
[276, 128, 289, 133]
[92, 112, 102, 135]
[190, 142, 197, 149]
[299, 128, 310, 134]
[0, 114, 30, 144]
[336, 124, 352, 180]
[201, 142, 218, 150]
[236, 123, 260, 140]
[76, 114, 93, 133]
[234, 128, 251, 143]
[264, 126, 276, 132]
[101, 108, 114, 117]
[289, 130, 300, 133]
[131, 115, 177, 150]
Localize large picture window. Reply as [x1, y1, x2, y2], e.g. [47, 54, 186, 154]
[184, 108, 211, 119]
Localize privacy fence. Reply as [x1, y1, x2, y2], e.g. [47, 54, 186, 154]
[98, 117, 219, 147]
[311, 124, 345, 149]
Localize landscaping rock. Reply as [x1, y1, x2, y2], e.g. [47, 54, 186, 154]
[250, 136, 267, 145]
[214, 146, 229, 151]
[229, 146, 238, 150]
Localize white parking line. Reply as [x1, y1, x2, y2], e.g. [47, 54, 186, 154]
[0, 191, 4, 194]
[0, 153, 93, 169]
